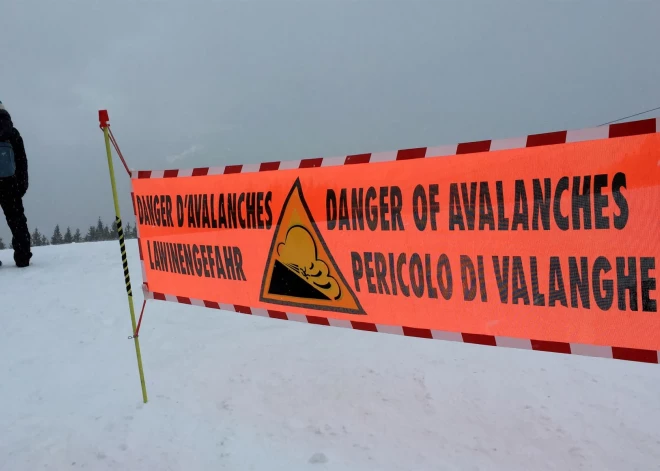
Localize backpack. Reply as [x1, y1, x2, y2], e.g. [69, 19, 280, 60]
[0, 141, 15, 178]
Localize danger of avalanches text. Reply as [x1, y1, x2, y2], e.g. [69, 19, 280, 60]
[136, 192, 273, 230]
[326, 173, 630, 232]
[350, 253, 657, 313]
[146, 240, 247, 282]
[135, 174, 628, 233]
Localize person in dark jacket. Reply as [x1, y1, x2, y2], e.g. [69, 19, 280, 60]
[0, 101, 32, 267]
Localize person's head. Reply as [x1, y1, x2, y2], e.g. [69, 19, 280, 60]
[0, 101, 14, 139]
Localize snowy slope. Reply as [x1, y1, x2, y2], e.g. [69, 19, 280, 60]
[0, 241, 659, 471]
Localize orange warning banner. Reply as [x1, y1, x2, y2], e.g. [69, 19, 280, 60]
[132, 132, 660, 351]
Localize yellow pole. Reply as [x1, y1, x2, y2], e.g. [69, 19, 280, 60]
[100, 111, 148, 403]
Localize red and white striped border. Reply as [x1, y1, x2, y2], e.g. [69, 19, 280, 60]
[130, 117, 659, 179]
[141, 289, 659, 365]
[128, 116, 660, 365]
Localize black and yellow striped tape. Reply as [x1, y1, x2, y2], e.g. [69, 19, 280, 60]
[116, 217, 133, 297]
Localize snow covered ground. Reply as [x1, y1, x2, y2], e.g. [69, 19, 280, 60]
[1, 241, 659, 470]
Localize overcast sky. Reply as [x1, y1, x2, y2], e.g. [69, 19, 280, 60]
[1, 0, 659, 242]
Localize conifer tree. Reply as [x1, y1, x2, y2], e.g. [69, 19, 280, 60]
[64, 227, 73, 244]
[96, 217, 106, 241]
[0, 237, 5, 250]
[85, 225, 96, 242]
[41, 234, 49, 246]
[31, 228, 43, 247]
[51, 225, 64, 245]
[73, 228, 82, 243]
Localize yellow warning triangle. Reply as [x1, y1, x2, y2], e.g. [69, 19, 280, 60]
[259, 178, 365, 315]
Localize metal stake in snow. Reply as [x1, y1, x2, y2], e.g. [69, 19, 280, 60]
[99, 109, 149, 404]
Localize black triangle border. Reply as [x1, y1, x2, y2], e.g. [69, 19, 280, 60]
[259, 178, 366, 315]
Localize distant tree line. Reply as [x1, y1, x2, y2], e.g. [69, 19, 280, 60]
[0, 217, 138, 250]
